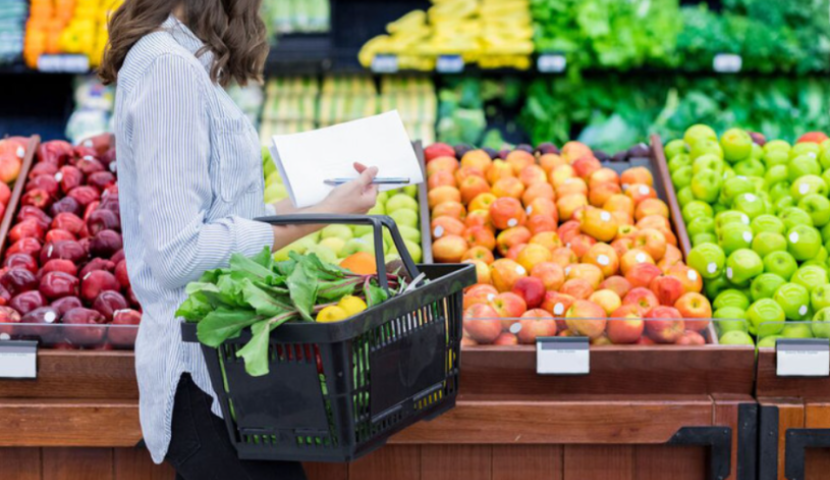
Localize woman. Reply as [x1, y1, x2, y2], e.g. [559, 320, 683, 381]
[99, 1, 378, 478]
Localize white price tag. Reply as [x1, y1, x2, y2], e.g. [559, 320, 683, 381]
[436, 55, 464, 74]
[776, 339, 830, 377]
[537, 53, 567, 73]
[371, 54, 399, 74]
[0, 341, 37, 379]
[37, 54, 90, 74]
[537, 337, 589, 375]
[713, 54, 742, 73]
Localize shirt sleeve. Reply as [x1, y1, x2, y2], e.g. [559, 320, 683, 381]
[130, 54, 274, 290]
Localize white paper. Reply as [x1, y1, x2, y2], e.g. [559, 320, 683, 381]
[269, 111, 423, 208]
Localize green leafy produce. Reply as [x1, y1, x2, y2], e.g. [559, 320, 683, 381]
[178, 248, 406, 376]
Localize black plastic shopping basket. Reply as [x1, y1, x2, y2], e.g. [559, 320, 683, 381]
[182, 214, 476, 462]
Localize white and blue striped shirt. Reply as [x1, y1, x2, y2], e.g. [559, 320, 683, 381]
[114, 16, 275, 464]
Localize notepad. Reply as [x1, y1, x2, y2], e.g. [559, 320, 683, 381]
[268, 110, 424, 209]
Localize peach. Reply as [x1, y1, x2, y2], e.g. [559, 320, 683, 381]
[620, 249, 655, 276]
[489, 291, 527, 319]
[572, 155, 601, 179]
[632, 228, 667, 262]
[506, 243, 528, 261]
[550, 247, 579, 268]
[560, 278, 594, 300]
[674, 292, 712, 332]
[428, 185, 461, 209]
[428, 170, 456, 189]
[527, 215, 557, 235]
[464, 226, 496, 251]
[531, 262, 565, 291]
[459, 175, 491, 204]
[589, 289, 622, 315]
[625, 262, 663, 289]
[462, 245, 495, 265]
[431, 216, 466, 239]
[625, 183, 657, 204]
[539, 153, 566, 172]
[490, 258, 528, 292]
[579, 208, 619, 242]
[469, 193, 497, 212]
[557, 194, 588, 221]
[496, 226, 532, 257]
[486, 159, 515, 184]
[649, 275, 685, 307]
[561, 141, 592, 163]
[461, 149, 493, 172]
[512, 276, 546, 309]
[490, 197, 526, 230]
[565, 300, 607, 339]
[494, 332, 519, 346]
[556, 177, 588, 198]
[515, 243, 552, 272]
[517, 309, 558, 344]
[583, 243, 620, 277]
[465, 210, 493, 231]
[588, 168, 620, 188]
[666, 264, 703, 294]
[454, 166, 486, 184]
[463, 304, 502, 344]
[432, 235, 468, 263]
[635, 198, 669, 221]
[519, 165, 548, 187]
[620, 166, 653, 188]
[549, 164, 576, 189]
[676, 330, 706, 346]
[426, 156, 459, 176]
[607, 305, 645, 344]
[433, 201, 466, 220]
[558, 220, 581, 244]
[463, 284, 498, 309]
[463, 259, 492, 285]
[522, 182, 555, 206]
[603, 194, 635, 216]
[506, 150, 535, 174]
[492, 177, 525, 199]
[566, 263, 604, 289]
[623, 287, 660, 312]
[612, 237, 635, 259]
[600, 276, 632, 298]
[644, 306, 685, 344]
[530, 232, 562, 251]
[588, 182, 621, 207]
[567, 234, 597, 259]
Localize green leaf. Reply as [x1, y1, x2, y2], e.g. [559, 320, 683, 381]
[196, 308, 263, 347]
[365, 282, 389, 308]
[317, 277, 359, 302]
[175, 294, 213, 322]
[286, 261, 318, 321]
[230, 251, 275, 282]
[240, 278, 294, 317]
[236, 311, 299, 376]
[217, 274, 245, 307]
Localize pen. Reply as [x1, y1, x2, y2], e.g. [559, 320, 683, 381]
[324, 177, 411, 186]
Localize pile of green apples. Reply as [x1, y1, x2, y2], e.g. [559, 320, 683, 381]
[666, 126, 830, 347]
[262, 148, 424, 263]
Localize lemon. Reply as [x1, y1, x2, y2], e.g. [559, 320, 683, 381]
[317, 306, 349, 323]
[338, 296, 368, 316]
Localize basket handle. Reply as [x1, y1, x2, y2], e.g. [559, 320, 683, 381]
[254, 214, 421, 292]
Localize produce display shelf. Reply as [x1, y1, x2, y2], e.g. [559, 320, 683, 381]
[0, 135, 39, 253]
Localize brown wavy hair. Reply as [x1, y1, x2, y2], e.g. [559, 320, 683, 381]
[99, 0, 268, 87]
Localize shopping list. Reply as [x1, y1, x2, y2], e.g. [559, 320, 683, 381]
[268, 110, 424, 208]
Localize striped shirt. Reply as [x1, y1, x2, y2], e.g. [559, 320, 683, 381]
[114, 16, 275, 464]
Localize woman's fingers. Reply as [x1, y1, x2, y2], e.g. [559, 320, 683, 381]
[358, 165, 379, 189]
[353, 162, 368, 173]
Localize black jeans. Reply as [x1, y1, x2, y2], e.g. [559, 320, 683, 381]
[165, 373, 306, 480]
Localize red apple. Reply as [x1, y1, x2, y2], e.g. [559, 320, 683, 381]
[644, 306, 685, 344]
[511, 276, 545, 309]
[674, 292, 712, 332]
[607, 305, 645, 344]
[622, 287, 659, 312]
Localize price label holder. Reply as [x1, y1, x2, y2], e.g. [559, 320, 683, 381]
[537, 53, 567, 73]
[776, 338, 830, 377]
[0, 340, 37, 379]
[37, 54, 90, 74]
[436, 55, 464, 74]
[536, 336, 589, 375]
[371, 54, 399, 74]
[713, 53, 742, 73]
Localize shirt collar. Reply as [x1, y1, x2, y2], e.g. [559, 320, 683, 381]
[160, 15, 214, 72]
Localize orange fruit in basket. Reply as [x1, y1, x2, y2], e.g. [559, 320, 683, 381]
[340, 252, 377, 275]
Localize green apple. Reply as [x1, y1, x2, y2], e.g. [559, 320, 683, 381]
[812, 307, 830, 339]
[714, 289, 751, 310]
[751, 232, 788, 258]
[716, 210, 750, 230]
[788, 155, 821, 182]
[764, 165, 789, 188]
[787, 225, 822, 261]
[377, 191, 390, 205]
[713, 203, 729, 215]
[722, 177, 755, 204]
[726, 248, 763, 286]
[764, 139, 792, 154]
[273, 236, 317, 261]
[403, 240, 422, 263]
[774, 283, 811, 320]
[751, 143, 764, 161]
[691, 170, 722, 203]
[677, 186, 695, 207]
[692, 233, 717, 246]
[359, 232, 390, 253]
[688, 243, 726, 279]
[750, 214, 785, 235]
[668, 153, 692, 171]
[353, 225, 373, 237]
[398, 225, 421, 243]
[682, 201, 714, 221]
[684, 124, 718, 146]
[367, 203, 386, 216]
[770, 184, 792, 204]
[690, 139, 724, 160]
[822, 223, 830, 243]
[264, 182, 288, 203]
[750, 273, 787, 301]
[782, 323, 814, 339]
[692, 154, 725, 175]
[723, 168, 736, 180]
[403, 185, 418, 198]
[687, 216, 716, 238]
[718, 223, 753, 256]
[815, 247, 829, 263]
[733, 159, 765, 177]
[791, 142, 820, 159]
[386, 194, 419, 213]
[798, 194, 830, 227]
[342, 238, 374, 256]
[306, 244, 338, 264]
[721, 128, 753, 162]
[819, 149, 830, 170]
[714, 307, 749, 333]
[733, 192, 766, 219]
[746, 299, 786, 337]
[704, 273, 732, 299]
[779, 207, 814, 230]
[758, 335, 784, 349]
[790, 174, 828, 200]
[719, 330, 756, 346]
[792, 265, 829, 290]
[763, 149, 790, 169]
[321, 224, 354, 242]
[319, 237, 346, 257]
[811, 284, 830, 312]
[665, 139, 689, 160]
[749, 176, 765, 192]
[763, 251, 798, 280]
[389, 209, 419, 229]
[671, 166, 694, 189]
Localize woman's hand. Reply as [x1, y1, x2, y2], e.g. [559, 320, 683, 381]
[319, 162, 379, 215]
